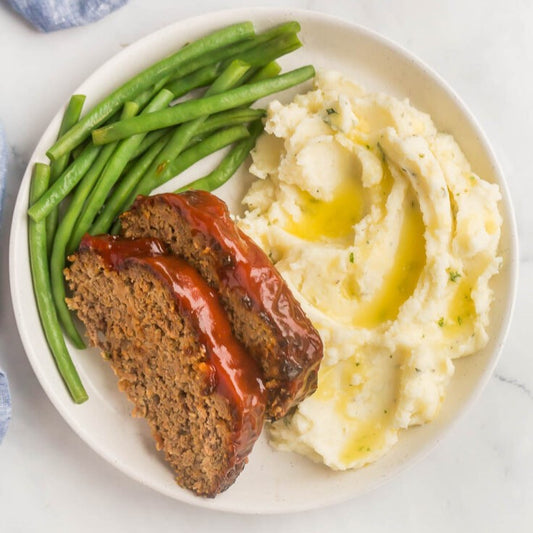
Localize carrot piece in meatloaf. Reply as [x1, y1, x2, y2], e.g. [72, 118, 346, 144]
[65, 234, 266, 497]
[120, 191, 324, 420]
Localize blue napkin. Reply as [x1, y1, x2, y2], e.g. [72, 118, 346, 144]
[6, 0, 128, 32]
[0, 371, 11, 443]
[0, 124, 11, 444]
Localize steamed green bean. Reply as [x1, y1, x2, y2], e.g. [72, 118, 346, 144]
[28, 163, 88, 403]
[46, 22, 255, 160]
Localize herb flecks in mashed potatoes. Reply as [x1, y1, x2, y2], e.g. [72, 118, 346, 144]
[237, 70, 502, 470]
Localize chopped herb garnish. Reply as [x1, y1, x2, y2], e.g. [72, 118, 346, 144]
[438, 317, 445, 327]
[415, 367, 422, 373]
[349, 252, 355, 263]
[376, 142, 386, 162]
[326, 107, 337, 115]
[449, 270, 461, 282]
[457, 315, 463, 325]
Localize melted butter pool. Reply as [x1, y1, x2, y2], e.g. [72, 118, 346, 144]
[285, 178, 365, 242]
[313, 359, 393, 465]
[350, 191, 426, 329]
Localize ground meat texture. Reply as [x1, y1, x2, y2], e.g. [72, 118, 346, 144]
[65, 235, 266, 497]
[120, 191, 324, 420]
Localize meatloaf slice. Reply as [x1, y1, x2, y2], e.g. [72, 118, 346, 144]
[120, 191, 324, 420]
[65, 234, 266, 497]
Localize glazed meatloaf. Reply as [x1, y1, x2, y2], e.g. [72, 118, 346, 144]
[120, 191, 324, 420]
[65, 234, 266, 497]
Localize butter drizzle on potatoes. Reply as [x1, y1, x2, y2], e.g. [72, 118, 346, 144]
[237, 70, 502, 470]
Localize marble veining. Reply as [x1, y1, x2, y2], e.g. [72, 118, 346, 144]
[494, 373, 533, 402]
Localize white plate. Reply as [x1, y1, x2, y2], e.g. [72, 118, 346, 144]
[9, 7, 518, 514]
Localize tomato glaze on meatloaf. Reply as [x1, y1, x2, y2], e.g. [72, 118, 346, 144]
[65, 234, 266, 497]
[119, 191, 324, 420]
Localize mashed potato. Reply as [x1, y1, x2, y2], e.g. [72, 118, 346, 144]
[237, 71, 502, 470]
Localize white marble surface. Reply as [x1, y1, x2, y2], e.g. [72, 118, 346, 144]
[0, 0, 531, 530]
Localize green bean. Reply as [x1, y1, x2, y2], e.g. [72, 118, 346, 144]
[160, 21, 301, 96]
[93, 66, 315, 144]
[221, 35, 288, 90]
[63, 144, 118, 256]
[89, 134, 169, 235]
[247, 61, 281, 83]
[49, 147, 114, 346]
[217, 21, 301, 66]
[124, 107, 263, 167]
[28, 163, 88, 404]
[30, 104, 139, 225]
[111, 136, 209, 223]
[109, 219, 121, 235]
[178, 28, 298, 95]
[46, 94, 86, 253]
[50, 131, 138, 351]
[69, 90, 173, 247]
[50, 94, 86, 175]
[252, 20, 301, 41]
[133, 76, 171, 109]
[132, 125, 250, 203]
[130, 60, 251, 206]
[50, 95, 86, 176]
[126, 23, 297, 118]
[135, 57, 273, 199]
[128, 128, 172, 160]
[195, 108, 265, 136]
[61, 103, 139, 252]
[183, 62, 278, 140]
[27, 142, 101, 222]
[177, 120, 264, 193]
[222, 58, 280, 90]
[163, 62, 221, 100]
[151, 125, 249, 191]
[49, 103, 141, 346]
[46, 22, 255, 161]
[70, 108, 123, 159]
[225, 32, 301, 70]
[71, 138, 92, 159]
[128, 65, 229, 162]
[102, 104, 160, 163]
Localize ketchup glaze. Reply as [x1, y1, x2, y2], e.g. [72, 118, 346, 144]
[80, 234, 266, 467]
[140, 192, 324, 406]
